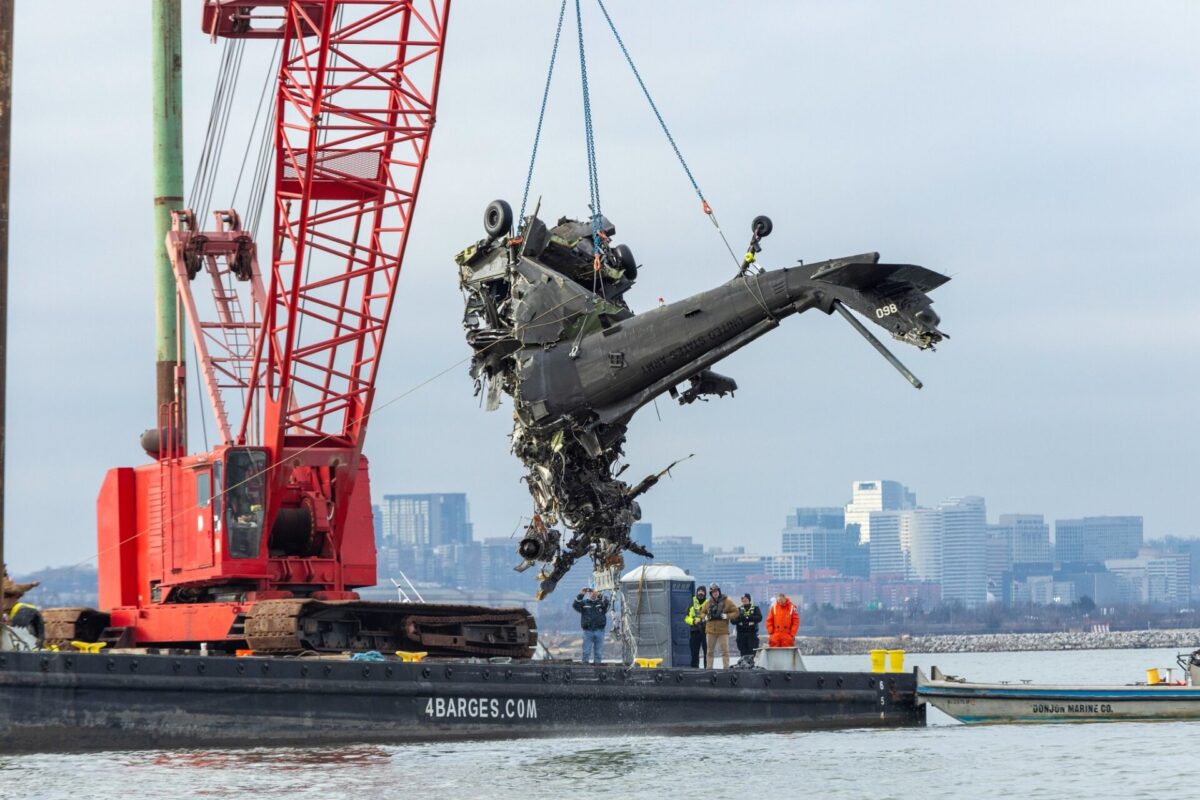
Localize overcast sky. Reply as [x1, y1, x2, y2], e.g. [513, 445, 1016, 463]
[6, 2, 1198, 572]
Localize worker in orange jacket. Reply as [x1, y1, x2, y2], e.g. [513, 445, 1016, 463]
[766, 592, 800, 648]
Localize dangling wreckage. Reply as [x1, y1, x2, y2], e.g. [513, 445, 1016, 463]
[458, 200, 950, 598]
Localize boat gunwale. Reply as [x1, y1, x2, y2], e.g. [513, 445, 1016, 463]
[917, 681, 1199, 700]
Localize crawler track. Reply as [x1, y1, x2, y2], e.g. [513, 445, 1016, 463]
[41, 608, 111, 649]
[243, 599, 538, 658]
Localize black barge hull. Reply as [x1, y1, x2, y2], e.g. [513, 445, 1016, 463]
[0, 651, 923, 751]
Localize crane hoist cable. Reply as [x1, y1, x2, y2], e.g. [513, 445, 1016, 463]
[516, 0, 567, 234]
[190, 36, 282, 238]
[230, 41, 280, 216]
[516, 0, 607, 304]
[518, 0, 744, 274]
[574, 0, 603, 256]
[593, 0, 742, 271]
[189, 38, 246, 223]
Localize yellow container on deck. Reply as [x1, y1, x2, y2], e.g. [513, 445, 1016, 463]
[1146, 668, 1162, 685]
[887, 649, 906, 673]
[869, 649, 887, 673]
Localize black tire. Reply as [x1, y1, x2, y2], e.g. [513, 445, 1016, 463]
[612, 243, 637, 279]
[752, 215, 773, 238]
[484, 199, 513, 239]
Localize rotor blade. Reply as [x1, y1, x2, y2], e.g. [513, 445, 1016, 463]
[833, 301, 923, 390]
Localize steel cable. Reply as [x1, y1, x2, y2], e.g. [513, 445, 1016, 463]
[231, 41, 280, 213]
[592, 0, 742, 271]
[517, 0, 568, 234]
[189, 38, 246, 223]
[574, 0, 602, 252]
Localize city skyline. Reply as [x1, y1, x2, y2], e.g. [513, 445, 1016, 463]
[361, 476, 1190, 612]
[369, 477, 1167, 558]
[16, 475, 1192, 613]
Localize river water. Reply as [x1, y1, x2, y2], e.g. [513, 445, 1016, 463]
[3, 647, 1197, 800]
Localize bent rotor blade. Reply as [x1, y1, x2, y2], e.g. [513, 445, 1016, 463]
[832, 301, 923, 390]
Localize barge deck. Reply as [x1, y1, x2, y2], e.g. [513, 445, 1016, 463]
[0, 650, 923, 751]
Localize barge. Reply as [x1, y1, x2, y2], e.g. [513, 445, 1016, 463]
[0, 650, 923, 752]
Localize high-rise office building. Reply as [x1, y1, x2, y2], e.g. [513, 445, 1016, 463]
[1152, 537, 1200, 601]
[379, 493, 473, 548]
[1055, 516, 1142, 564]
[1105, 551, 1190, 607]
[868, 512, 905, 577]
[987, 514, 1051, 594]
[480, 537, 525, 593]
[845, 480, 916, 545]
[985, 525, 1011, 593]
[770, 553, 809, 581]
[904, 508, 944, 584]
[432, 542, 482, 589]
[707, 549, 770, 585]
[781, 507, 853, 574]
[651, 535, 706, 576]
[869, 507, 944, 585]
[843, 536, 870, 578]
[786, 507, 845, 530]
[1002, 514, 1052, 565]
[626, 522, 654, 571]
[939, 496, 987, 608]
[1147, 552, 1191, 607]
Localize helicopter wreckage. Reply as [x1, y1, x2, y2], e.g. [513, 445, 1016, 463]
[457, 200, 949, 598]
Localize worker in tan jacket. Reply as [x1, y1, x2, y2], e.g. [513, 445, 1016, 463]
[699, 584, 740, 669]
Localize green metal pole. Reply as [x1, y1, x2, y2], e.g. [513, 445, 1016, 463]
[0, 0, 11, 603]
[152, 0, 184, 436]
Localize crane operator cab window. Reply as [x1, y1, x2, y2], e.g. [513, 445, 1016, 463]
[224, 449, 267, 559]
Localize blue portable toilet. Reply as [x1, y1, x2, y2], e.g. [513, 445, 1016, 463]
[620, 564, 695, 667]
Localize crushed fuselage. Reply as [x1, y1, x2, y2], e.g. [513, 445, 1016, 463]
[457, 205, 948, 598]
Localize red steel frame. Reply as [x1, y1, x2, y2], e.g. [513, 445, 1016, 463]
[167, 209, 268, 445]
[97, 2, 452, 643]
[247, 1, 451, 531]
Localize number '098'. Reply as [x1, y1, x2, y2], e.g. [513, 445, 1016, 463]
[875, 304, 899, 318]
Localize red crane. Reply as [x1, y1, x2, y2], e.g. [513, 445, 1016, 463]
[60, 1, 535, 655]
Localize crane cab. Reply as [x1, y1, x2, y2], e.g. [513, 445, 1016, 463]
[97, 445, 376, 646]
[98, 446, 270, 608]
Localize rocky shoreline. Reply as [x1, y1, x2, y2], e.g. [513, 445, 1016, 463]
[796, 628, 1200, 656]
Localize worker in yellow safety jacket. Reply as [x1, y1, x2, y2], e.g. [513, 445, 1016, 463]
[683, 585, 707, 668]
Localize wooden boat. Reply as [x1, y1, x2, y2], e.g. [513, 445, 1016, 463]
[918, 650, 1200, 724]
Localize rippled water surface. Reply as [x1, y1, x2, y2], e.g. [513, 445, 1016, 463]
[4, 648, 1198, 800]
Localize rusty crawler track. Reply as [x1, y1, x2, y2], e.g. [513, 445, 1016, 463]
[41, 607, 111, 649]
[243, 599, 538, 658]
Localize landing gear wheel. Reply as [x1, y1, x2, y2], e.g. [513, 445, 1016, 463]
[484, 199, 513, 239]
[612, 243, 637, 280]
[752, 215, 773, 238]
